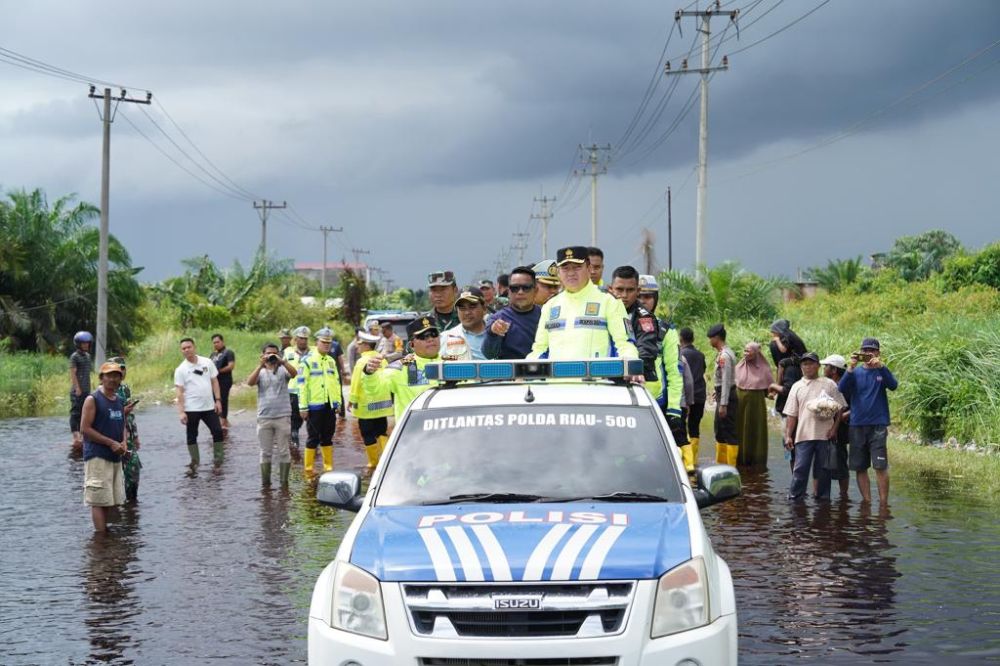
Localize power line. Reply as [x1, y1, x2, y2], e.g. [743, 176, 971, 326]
[0, 45, 150, 92]
[151, 98, 262, 200]
[118, 109, 249, 200]
[137, 105, 254, 201]
[726, 0, 828, 57]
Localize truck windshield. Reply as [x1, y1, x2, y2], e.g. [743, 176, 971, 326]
[376, 405, 684, 506]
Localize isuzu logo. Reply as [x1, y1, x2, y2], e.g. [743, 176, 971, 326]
[493, 596, 542, 610]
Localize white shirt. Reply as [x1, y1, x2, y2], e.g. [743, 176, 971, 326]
[174, 355, 218, 412]
[443, 324, 487, 361]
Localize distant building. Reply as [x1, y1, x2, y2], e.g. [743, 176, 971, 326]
[782, 280, 819, 303]
[294, 262, 370, 287]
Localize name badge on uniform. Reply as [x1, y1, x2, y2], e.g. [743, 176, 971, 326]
[550, 306, 561, 320]
[585, 302, 600, 316]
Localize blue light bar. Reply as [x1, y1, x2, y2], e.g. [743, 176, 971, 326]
[479, 363, 515, 380]
[551, 361, 587, 378]
[589, 359, 625, 377]
[423, 358, 641, 383]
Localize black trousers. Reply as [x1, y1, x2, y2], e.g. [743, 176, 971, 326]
[687, 400, 705, 439]
[217, 375, 233, 419]
[185, 410, 224, 445]
[713, 388, 739, 445]
[358, 417, 388, 446]
[305, 405, 337, 449]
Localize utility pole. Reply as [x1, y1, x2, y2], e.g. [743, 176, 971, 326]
[641, 229, 656, 276]
[667, 186, 673, 271]
[253, 200, 287, 258]
[575, 144, 611, 246]
[351, 248, 372, 284]
[318, 225, 343, 294]
[512, 232, 529, 265]
[88, 86, 152, 366]
[531, 194, 557, 258]
[666, 0, 737, 270]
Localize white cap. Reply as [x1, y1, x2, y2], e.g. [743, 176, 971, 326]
[358, 331, 380, 344]
[820, 354, 847, 370]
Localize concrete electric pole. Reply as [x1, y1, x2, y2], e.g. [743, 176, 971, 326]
[531, 194, 557, 258]
[512, 232, 530, 266]
[253, 200, 287, 258]
[319, 225, 343, 294]
[88, 86, 152, 366]
[575, 143, 611, 246]
[351, 248, 372, 284]
[666, 0, 737, 270]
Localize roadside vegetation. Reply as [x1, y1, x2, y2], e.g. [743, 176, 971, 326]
[2, 187, 998, 482]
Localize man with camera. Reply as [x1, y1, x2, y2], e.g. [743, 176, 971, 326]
[838, 337, 898, 505]
[247, 342, 298, 489]
[174, 337, 225, 469]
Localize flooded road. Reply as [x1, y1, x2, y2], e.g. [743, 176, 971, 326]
[1, 407, 998, 664]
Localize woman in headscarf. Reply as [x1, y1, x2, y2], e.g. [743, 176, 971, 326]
[735, 341, 772, 467]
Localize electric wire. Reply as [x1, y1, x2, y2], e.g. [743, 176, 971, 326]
[136, 105, 254, 201]
[725, 0, 829, 57]
[0, 45, 150, 92]
[118, 108, 248, 201]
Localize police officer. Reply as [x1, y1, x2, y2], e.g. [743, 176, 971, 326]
[529, 246, 638, 365]
[609, 265, 660, 383]
[348, 331, 393, 468]
[708, 323, 739, 466]
[297, 327, 341, 476]
[278, 328, 292, 354]
[363, 317, 442, 421]
[637, 275, 692, 470]
[284, 325, 312, 456]
[531, 259, 561, 306]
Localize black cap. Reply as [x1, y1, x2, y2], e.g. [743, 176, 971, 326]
[860, 337, 880, 351]
[556, 246, 589, 266]
[456, 286, 486, 305]
[800, 351, 820, 363]
[707, 323, 726, 338]
[406, 317, 439, 338]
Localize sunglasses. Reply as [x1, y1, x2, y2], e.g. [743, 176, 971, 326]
[414, 330, 440, 340]
[508, 284, 534, 293]
[428, 271, 455, 284]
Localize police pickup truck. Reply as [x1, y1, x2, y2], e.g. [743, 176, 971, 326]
[309, 358, 741, 666]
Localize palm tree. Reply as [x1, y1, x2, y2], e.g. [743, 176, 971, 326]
[805, 256, 865, 293]
[0, 188, 144, 352]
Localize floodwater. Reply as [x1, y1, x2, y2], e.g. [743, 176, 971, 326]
[1, 407, 998, 665]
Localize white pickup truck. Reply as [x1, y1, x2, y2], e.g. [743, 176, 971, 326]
[309, 358, 741, 665]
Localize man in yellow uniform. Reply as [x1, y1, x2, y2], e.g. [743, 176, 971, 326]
[284, 325, 312, 456]
[638, 275, 693, 471]
[363, 317, 442, 421]
[349, 330, 394, 468]
[297, 327, 341, 475]
[529, 246, 639, 364]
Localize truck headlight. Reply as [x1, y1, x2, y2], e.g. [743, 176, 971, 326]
[331, 562, 388, 640]
[651, 557, 710, 638]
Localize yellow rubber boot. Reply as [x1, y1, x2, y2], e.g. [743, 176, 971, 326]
[690, 437, 700, 466]
[365, 443, 380, 468]
[727, 444, 740, 466]
[320, 445, 334, 472]
[680, 444, 695, 473]
[715, 442, 728, 464]
[303, 447, 316, 476]
[376, 435, 389, 459]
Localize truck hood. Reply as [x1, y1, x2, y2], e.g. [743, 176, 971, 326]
[349, 503, 690, 582]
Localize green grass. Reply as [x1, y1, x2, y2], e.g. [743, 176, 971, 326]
[0, 323, 356, 419]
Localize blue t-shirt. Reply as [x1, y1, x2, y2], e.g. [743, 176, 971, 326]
[838, 365, 898, 427]
[83, 390, 125, 463]
[483, 306, 542, 360]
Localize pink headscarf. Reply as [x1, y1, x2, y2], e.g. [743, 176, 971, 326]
[736, 342, 773, 391]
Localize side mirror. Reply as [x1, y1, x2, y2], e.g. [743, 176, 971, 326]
[317, 472, 363, 512]
[693, 464, 741, 509]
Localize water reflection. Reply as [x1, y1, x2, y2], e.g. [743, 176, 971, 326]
[82, 510, 142, 664]
[1, 409, 998, 663]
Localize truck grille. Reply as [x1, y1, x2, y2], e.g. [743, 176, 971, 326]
[420, 657, 618, 666]
[403, 582, 634, 639]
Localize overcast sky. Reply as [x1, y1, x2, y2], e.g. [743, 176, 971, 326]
[2, 0, 998, 289]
